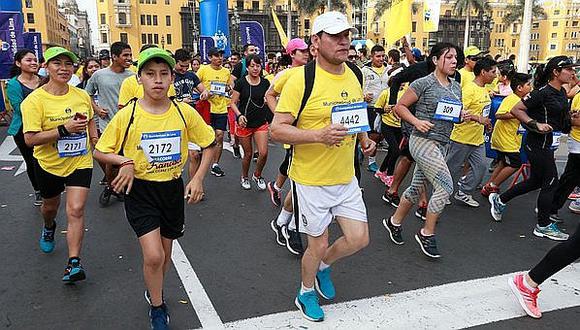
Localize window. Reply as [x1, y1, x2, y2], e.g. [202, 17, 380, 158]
[146, 15, 152, 25]
[573, 21, 579, 27]
[101, 32, 108, 44]
[118, 12, 127, 25]
[153, 15, 158, 26]
[445, 10, 452, 17]
[412, 21, 417, 32]
[26, 13, 34, 24]
[147, 33, 153, 44]
[237, 1, 244, 10]
[165, 0, 170, 4]
[166, 16, 171, 26]
[142, 34, 147, 44]
[553, 21, 558, 27]
[554, 10, 560, 15]
[166, 34, 172, 45]
[100, 14, 106, 25]
[154, 34, 159, 44]
[304, 19, 310, 30]
[29, 28, 36, 32]
[550, 44, 557, 50]
[252, 1, 259, 10]
[572, 32, 578, 39]
[512, 24, 517, 33]
[551, 32, 557, 38]
[532, 22, 539, 29]
[511, 39, 516, 47]
[374, 22, 379, 33]
[25, 0, 32, 8]
[120, 33, 128, 44]
[140, 15, 145, 25]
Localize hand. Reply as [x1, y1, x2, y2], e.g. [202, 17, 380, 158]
[413, 119, 434, 133]
[200, 90, 210, 100]
[64, 117, 88, 134]
[182, 96, 194, 104]
[237, 115, 247, 128]
[482, 117, 493, 132]
[360, 138, 376, 157]
[364, 93, 373, 103]
[461, 111, 472, 122]
[384, 105, 394, 115]
[537, 123, 553, 133]
[318, 124, 348, 146]
[96, 106, 108, 119]
[184, 177, 204, 204]
[111, 163, 134, 195]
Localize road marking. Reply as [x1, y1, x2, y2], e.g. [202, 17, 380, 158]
[0, 136, 26, 176]
[171, 241, 225, 329]
[224, 264, 580, 329]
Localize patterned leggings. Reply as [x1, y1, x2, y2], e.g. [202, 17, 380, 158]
[403, 135, 453, 214]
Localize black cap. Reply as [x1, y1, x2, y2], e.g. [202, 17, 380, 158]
[208, 47, 224, 57]
[99, 49, 110, 59]
[555, 56, 580, 69]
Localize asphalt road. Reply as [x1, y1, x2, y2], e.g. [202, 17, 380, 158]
[1, 127, 579, 329]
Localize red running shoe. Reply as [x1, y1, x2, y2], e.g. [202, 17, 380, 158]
[508, 273, 542, 319]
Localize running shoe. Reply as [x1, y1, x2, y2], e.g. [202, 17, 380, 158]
[240, 177, 251, 190]
[211, 164, 225, 177]
[34, 191, 43, 206]
[98, 186, 112, 207]
[295, 290, 324, 322]
[569, 199, 580, 214]
[149, 303, 170, 330]
[533, 223, 569, 241]
[62, 258, 86, 283]
[508, 273, 542, 319]
[252, 174, 267, 191]
[283, 226, 304, 255]
[39, 223, 56, 253]
[489, 193, 506, 221]
[533, 207, 564, 223]
[144, 290, 165, 305]
[382, 191, 400, 208]
[383, 216, 404, 245]
[233, 145, 241, 159]
[480, 183, 500, 198]
[270, 219, 286, 246]
[315, 268, 336, 300]
[252, 152, 259, 162]
[415, 206, 427, 221]
[568, 186, 580, 200]
[267, 181, 282, 207]
[454, 191, 480, 207]
[414, 231, 440, 258]
[488, 159, 499, 173]
[367, 162, 379, 173]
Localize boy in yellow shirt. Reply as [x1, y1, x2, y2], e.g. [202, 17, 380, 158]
[94, 48, 217, 328]
[482, 73, 532, 196]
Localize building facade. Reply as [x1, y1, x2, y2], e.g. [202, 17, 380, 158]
[59, 0, 93, 58]
[22, 0, 70, 49]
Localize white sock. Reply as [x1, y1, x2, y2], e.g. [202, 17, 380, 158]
[420, 228, 434, 237]
[369, 156, 376, 164]
[522, 272, 537, 291]
[300, 283, 314, 295]
[273, 182, 282, 191]
[319, 261, 330, 271]
[390, 216, 401, 226]
[276, 209, 293, 227]
[212, 163, 218, 168]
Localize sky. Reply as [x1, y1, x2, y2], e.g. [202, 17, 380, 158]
[76, 0, 99, 47]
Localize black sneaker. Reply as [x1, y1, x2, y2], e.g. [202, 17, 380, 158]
[382, 191, 400, 208]
[270, 219, 286, 246]
[253, 152, 259, 162]
[383, 216, 404, 245]
[283, 227, 304, 255]
[414, 231, 441, 258]
[211, 164, 225, 177]
[98, 186, 112, 207]
[149, 303, 170, 330]
[34, 191, 43, 206]
[267, 181, 282, 207]
[233, 145, 241, 159]
[415, 206, 427, 221]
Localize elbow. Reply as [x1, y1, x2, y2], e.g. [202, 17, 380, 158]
[270, 123, 282, 142]
[24, 135, 35, 148]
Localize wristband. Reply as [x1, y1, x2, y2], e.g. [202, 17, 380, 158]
[119, 160, 134, 168]
[237, 114, 244, 120]
[57, 125, 70, 138]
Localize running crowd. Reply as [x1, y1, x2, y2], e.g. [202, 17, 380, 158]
[4, 11, 580, 329]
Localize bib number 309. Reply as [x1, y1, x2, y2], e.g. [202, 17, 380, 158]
[331, 102, 370, 134]
[434, 97, 462, 123]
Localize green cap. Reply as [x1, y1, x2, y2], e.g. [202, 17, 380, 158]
[44, 46, 78, 63]
[137, 47, 176, 71]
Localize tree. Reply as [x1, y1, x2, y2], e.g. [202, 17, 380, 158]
[503, 0, 546, 26]
[453, 0, 489, 50]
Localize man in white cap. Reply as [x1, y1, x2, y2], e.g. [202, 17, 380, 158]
[271, 11, 376, 322]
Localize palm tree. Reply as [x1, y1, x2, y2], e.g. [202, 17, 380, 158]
[454, 0, 489, 50]
[503, 0, 546, 26]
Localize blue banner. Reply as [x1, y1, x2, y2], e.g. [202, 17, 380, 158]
[199, 0, 231, 57]
[23, 32, 42, 61]
[0, 0, 22, 12]
[199, 36, 215, 63]
[0, 11, 24, 79]
[239, 21, 266, 63]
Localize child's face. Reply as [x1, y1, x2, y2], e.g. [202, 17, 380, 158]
[517, 81, 532, 95]
[139, 61, 174, 100]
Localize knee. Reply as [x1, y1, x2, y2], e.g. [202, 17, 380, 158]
[215, 131, 224, 141]
[307, 238, 328, 257]
[347, 229, 369, 251]
[66, 203, 85, 220]
[144, 250, 165, 270]
[42, 198, 59, 213]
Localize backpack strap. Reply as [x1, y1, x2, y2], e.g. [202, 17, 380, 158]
[293, 60, 317, 126]
[119, 98, 138, 156]
[169, 96, 188, 128]
[345, 61, 363, 88]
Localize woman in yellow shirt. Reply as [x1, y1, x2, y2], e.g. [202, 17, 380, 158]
[21, 47, 98, 283]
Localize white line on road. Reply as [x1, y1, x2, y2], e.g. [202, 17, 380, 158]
[171, 240, 225, 329]
[224, 264, 580, 329]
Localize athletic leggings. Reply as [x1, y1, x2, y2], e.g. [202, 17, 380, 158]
[12, 128, 39, 191]
[500, 144, 558, 227]
[550, 153, 580, 214]
[402, 135, 453, 214]
[529, 223, 580, 285]
[379, 123, 402, 175]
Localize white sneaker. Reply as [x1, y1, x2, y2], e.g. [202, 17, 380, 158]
[241, 177, 251, 190]
[252, 174, 267, 191]
[454, 191, 480, 207]
[569, 199, 580, 214]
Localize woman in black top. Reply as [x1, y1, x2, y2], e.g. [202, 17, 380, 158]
[76, 58, 100, 89]
[489, 56, 578, 241]
[230, 54, 271, 191]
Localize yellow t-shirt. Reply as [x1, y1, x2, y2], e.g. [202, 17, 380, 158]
[459, 67, 475, 90]
[96, 101, 215, 182]
[374, 89, 402, 128]
[570, 93, 580, 142]
[491, 93, 523, 153]
[118, 76, 176, 107]
[451, 81, 490, 146]
[273, 66, 301, 94]
[276, 64, 363, 186]
[22, 86, 94, 176]
[196, 64, 231, 114]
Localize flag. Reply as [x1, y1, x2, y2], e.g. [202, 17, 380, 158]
[199, 0, 231, 56]
[199, 36, 215, 63]
[0, 11, 24, 79]
[23, 32, 42, 61]
[239, 21, 266, 62]
[385, 0, 412, 45]
[271, 8, 288, 48]
[423, 0, 441, 32]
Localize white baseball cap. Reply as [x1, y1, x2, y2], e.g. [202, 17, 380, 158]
[311, 11, 358, 36]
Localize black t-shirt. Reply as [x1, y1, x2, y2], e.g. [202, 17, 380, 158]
[522, 84, 569, 149]
[232, 60, 246, 80]
[234, 76, 270, 128]
[174, 71, 201, 103]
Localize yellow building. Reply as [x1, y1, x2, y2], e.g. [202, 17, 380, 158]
[22, 0, 70, 49]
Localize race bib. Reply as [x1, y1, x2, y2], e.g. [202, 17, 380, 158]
[331, 102, 370, 134]
[517, 124, 526, 135]
[141, 130, 181, 163]
[57, 133, 88, 158]
[209, 81, 227, 96]
[434, 97, 462, 123]
[482, 104, 491, 117]
[551, 131, 562, 150]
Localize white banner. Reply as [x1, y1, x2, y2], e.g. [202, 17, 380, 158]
[423, 0, 441, 32]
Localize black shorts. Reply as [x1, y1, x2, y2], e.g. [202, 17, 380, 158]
[34, 162, 92, 199]
[210, 113, 228, 131]
[124, 178, 185, 239]
[279, 149, 292, 177]
[367, 107, 379, 133]
[496, 151, 522, 169]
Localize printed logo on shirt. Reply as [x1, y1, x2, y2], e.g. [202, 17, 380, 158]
[65, 108, 72, 114]
[341, 90, 349, 99]
[302, 214, 308, 226]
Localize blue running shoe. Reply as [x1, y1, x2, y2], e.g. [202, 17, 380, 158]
[367, 162, 379, 173]
[315, 268, 336, 300]
[39, 223, 56, 253]
[489, 193, 506, 222]
[149, 303, 170, 330]
[62, 258, 86, 283]
[295, 290, 324, 322]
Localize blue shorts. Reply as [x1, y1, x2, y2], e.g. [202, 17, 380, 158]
[210, 113, 228, 131]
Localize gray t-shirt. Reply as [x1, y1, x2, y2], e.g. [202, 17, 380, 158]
[85, 67, 134, 130]
[409, 73, 462, 143]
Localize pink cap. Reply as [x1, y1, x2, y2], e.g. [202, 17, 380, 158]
[286, 38, 308, 55]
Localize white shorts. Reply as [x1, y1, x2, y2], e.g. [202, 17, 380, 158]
[290, 177, 367, 237]
[187, 142, 201, 151]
